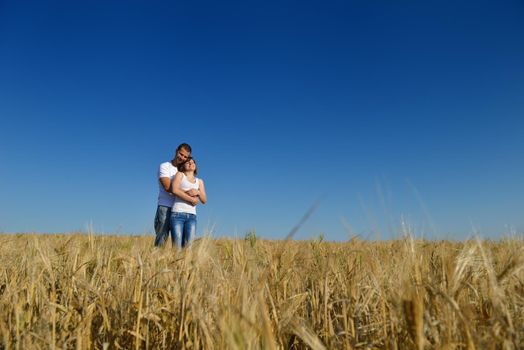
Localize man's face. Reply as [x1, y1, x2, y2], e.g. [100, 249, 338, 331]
[175, 148, 190, 165]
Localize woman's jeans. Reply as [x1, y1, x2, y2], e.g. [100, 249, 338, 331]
[170, 212, 196, 248]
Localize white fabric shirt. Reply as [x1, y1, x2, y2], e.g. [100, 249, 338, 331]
[173, 174, 200, 215]
[157, 161, 178, 207]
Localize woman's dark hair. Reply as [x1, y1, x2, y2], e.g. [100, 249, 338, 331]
[177, 157, 198, 175]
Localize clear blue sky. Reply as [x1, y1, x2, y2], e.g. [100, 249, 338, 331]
[1, 0, 523, 240]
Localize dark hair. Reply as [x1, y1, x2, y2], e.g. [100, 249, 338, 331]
[178, 157, 198, 175]
[176, 143, 192, 154]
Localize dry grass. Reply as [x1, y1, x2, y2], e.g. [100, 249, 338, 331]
[1, 233, 524, 349]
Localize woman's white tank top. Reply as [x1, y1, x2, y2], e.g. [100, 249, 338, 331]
[172, 174, 200, 215]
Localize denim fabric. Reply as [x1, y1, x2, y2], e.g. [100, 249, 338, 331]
[170, 212, 197, 248]
[154, 205, 172, 247]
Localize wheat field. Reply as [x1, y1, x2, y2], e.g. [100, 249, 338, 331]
[0, 233, 523, 349]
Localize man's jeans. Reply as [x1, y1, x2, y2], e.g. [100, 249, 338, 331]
[170, 212, 197, 248]
[154, 205, 172, 247]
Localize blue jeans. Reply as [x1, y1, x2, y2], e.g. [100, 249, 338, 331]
[170, 212, 197, 248]
[154, 206, 172, 247]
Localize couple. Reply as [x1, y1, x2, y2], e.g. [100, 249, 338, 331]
[154, 143, 207, 248]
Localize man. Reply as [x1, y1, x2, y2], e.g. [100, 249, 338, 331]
[154, 143, 197, 246]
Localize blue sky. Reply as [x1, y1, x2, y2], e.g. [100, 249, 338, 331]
[1, 0, 523, 240]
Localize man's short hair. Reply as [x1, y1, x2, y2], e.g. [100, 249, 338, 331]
[177, 143, 192, 154]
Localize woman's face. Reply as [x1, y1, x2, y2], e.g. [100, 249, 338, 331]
[184, 159, 196, 171]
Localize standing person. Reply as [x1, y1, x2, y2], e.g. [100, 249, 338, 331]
[154, 143, 194, 247]
[170, 157, 207, 248]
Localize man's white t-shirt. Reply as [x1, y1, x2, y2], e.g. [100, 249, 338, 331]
[157, 162, 178, 207]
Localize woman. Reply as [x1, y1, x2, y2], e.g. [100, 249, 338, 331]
[170, 157, 207, 248]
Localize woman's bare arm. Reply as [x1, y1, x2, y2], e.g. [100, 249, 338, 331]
[198, 179, 207, 204]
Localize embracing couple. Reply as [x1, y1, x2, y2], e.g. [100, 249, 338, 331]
[154, 143, 207, 248]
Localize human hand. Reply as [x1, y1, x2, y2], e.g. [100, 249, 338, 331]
[190, 197, 199, 206]
[186, 189, 199, 197]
